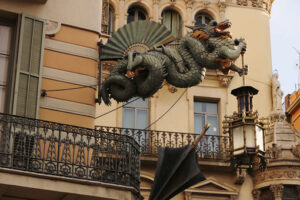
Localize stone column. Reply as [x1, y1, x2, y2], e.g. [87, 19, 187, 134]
[252, 189, 261, 200]
[270, 184, 283, 200]
[152, 0, 160, 22]
[119, 0, 125, 26]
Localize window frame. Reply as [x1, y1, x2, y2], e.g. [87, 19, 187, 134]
[0, 16, 19, 115]
[0, 14, 45, 118]
[127, 5, 148, 24]
[194, 11, 213, 26]
[194, 99, 219, 136]
[122, 98, 149, 130]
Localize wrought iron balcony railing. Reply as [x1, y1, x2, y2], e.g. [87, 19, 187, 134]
[95, 126, 231, 161]
[0, 113, 140, 191]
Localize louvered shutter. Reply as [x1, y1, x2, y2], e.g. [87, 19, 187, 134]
[13, 15, 44, 118]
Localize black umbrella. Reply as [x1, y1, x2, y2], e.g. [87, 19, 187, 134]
[149, 123, 210, 200]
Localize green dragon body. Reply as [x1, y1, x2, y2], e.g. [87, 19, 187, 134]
[100, 20, 247, 105]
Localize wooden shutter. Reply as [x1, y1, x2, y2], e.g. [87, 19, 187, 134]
[13, 15, 44, 118]
[162, 10, 181, 39]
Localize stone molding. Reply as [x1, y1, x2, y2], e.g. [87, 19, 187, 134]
[229, 0, 273, 14]
[254, 167, 300, 187]
[44, 39, 98, 61]
[40, 97, 96, 118]
[42, 67, 97, 87]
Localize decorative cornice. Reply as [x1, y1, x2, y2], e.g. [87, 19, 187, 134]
[229, 0, 273, 14]
[254, 167, 300, 186]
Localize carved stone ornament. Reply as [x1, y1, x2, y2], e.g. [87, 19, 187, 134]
[292, 144, 300, 158]
[252, 189, 261, 200]
[185, 0, 194, 8]
[201, 0, 211, 8]
[235, 166, 247, 185]
[270, 184, 283, 199]
[266, 143, 282, 159]
[218, 75, 232, 87]
[45, 20, 61, 35]
[254, 167, 300, 185]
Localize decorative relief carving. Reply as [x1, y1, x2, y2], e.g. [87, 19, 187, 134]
[218, 0, 227, 19]
[270, 184, 283, 199]
[185, 0, 194, 9]
[200, 0, 211, 8]
[153, 0, 160, 4]
[252, 189, 261, 200]
[232, 0, 273, 13]
[218, 76, 232, 87]
[254, 167, 300, 185]
[292, 144, 300, 158]
[235, 166, 247, 184]
[266, 143, 282, 159]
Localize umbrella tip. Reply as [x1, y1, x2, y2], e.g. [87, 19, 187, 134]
[205, 123, 210, 129]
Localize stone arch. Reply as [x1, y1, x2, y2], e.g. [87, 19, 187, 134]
[158, 3, 186, 21]
[125, 0, 153, 20]
[192, 7, 220, 23]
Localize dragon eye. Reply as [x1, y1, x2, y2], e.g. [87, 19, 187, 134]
[212, 20, 217, 26]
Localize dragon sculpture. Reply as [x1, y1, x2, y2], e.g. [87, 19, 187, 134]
[99, 20, 247, 105]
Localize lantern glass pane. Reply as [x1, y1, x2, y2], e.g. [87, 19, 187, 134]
[233, 126, 244, 151]
[256, 126, 264, 151]
[245, 125, 255, 148]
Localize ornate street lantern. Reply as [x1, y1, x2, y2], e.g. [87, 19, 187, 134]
[223, 86, 267, 184]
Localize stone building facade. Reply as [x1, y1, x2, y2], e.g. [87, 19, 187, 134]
[97, 0, 300, 199]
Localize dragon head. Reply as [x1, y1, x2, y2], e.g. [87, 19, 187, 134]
[186, 19, 232, 39]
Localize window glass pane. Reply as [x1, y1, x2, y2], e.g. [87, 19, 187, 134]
[127, 10, 135, 23]
[194, 102, 205, 113]
[194, 113, 205, 134]
[122, 108, 135, 128]
[0, 25, 12, 54]
[21, 18, 34, 72]
[31, 20, 43, 74]
[138, 11, 146, 20]
[125, 98, 148, 108]
[136, 109, 148, 129]
[195, 12, 212, 26]
[206, 102, 218, 114]
[207, 115, 218, 135]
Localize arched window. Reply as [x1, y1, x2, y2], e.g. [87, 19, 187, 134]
[102, 1, 115, 35]
[127, 5, 147, 24]
[194, 12, 213, 26]
[161, 9, 182, 39]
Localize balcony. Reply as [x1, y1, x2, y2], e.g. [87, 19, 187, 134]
[95, 126, 231, 161]
[0, 113, 140, 199]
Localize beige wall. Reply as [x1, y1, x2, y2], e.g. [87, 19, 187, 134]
[225, 6, 273, 118]
[0, 0, 101, 32]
